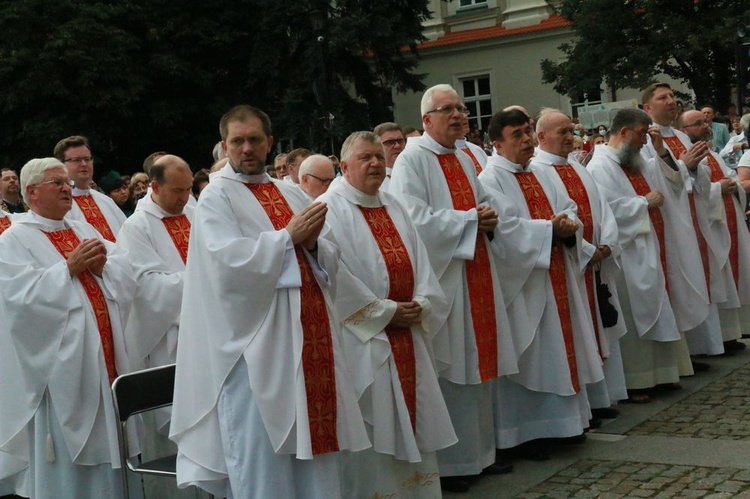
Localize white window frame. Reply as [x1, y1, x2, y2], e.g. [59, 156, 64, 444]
[458, 73, 493, 132]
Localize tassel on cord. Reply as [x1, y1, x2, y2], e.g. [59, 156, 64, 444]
[45, 394, 55, 462]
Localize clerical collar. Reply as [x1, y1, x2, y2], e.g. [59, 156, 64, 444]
[220, 163, 270, 184]
[328, 176, 385, 208]
[490, 154, 528, 173]
[455, 138, 467, 149]
[419, 132, 456, 155]
[26, 210, 68, 230]
[651, 122, 675, 137]
[137, 192, 178, 219]
[72, 187, 90, 196]
[535, 148, 567, 165]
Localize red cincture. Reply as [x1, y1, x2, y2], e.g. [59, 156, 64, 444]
[359, 206, 418, 433]
[553, 164, 603, 360]
[462, 148, 483, 176]
[245, 182, 339, 455]
[73, 195, 116, 242]
[621, 167, 669, 294]
[514, 170, 580, 393]
[0, 216, 11, 235]
[435, 153, 498, 382]
[706, 154, 739, 291]
[43, 229, 117, 384]
[161, 214, 191, 265]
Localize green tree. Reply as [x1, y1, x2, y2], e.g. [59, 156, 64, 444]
[541, 0, 750, 112]
[0, 0, 429, 174]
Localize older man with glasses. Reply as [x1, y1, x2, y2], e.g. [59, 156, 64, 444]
[53, 135, 126, 242]
[298, 154, 336, 200]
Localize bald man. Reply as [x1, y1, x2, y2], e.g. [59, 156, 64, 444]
[298, 154, 336, 200]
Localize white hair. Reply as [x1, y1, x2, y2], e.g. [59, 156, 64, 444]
[298, 154, 333, 177]
[212, 141, 226, 161]
[20, 157, 66, 205]
[741, 113, 750, 131]
[420, 84, 457, 116]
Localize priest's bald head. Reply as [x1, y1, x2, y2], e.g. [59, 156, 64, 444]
[21, 157, 73, 220]
[151, 154, 194, 215]
[421, 84, 468, 149]
[536, 109, 575, 158]
[299, 154, 336, 199]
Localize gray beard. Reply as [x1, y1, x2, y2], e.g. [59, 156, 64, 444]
[617, 143, 644, 174]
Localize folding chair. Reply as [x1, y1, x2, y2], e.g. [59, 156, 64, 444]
[112, 363, 177, 498]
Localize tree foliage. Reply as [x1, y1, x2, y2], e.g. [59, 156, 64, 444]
[541, 0, 750, 111]
[0, 0, 429, 174]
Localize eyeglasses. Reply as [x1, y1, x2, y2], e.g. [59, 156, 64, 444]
[64, 156, 93, 164]
[627, 128, 649, 138]
[382, 138, 406, 147]
[39, 178, 73, 189]
[426, 104, 469, 116]
[307, 174, 335, 185]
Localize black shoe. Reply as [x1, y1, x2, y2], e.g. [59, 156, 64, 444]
[741, 334, 750, 339]
[691, 360, 710, 372]
[588, 418, 602, 430]
[481, 462, 514, 475]
[499, 441, 550, 461]
[591, 407, 619, 419]
[440, 477, 470, 493]
[547, 433, 587, 445]
[725, 340, 747, 351]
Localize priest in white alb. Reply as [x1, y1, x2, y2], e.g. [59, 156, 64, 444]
[54, 135, 126, 242]
[530, 109, 627, 414]
[390, 84, 518, 493]
[587, 107, 686, 402]
[169, 105, 369, 499]
[320, 131, 457, 498]
[479, 109, 603, 459]
[0, 158, 138, 498]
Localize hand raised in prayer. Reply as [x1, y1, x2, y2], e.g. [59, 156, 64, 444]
[286, 202, 328, 250]
[476, 204, 499, 233]
[389, 301, 423, 328]
[645, 191, 664, 208]
[679, 141, 709, 171]
[67, 238, 108, 278]
[719, 178, 738, 196]
[551, 213, 578, 239]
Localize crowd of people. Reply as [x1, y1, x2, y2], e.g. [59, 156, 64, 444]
[1, 80, 750, 499]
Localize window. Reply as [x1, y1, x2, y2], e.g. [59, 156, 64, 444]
[461, 75, 493, 131]
[459, 0, 487, 7]
[571, 87, 603, 119]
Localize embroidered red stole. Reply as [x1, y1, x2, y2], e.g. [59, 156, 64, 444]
[707, 154, 740, 290]
[245, 182, 339, 455]
[161, 214, 191, 265]
[553, 164, 603, 360]
[0, 216, 11, 235]
[73, 195, 116, 242]
[662, 135, 711, 300]
[621, 167, 669, 294]
[435, 153, 498, 382]
[513, 171, 579, 392]
[462, 148, 483, 175]
[43, 229, 117, 384]
[359, 206, 417, 432]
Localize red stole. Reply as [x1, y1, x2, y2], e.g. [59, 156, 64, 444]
[621, 167, 669, 294]
[553, 164, 603, 359]
[462, 148, 483, 176]
[0, 216, 11, 235]
[245, 182, 339, 455]
[513, 170, 580, 393]
[359, 206, 417, 432]
[161, 214, 191, 265]
[662, 135, 711, 300]
[435, 153, 498, 382]
[707, 154, 740, 291]
[43, 229, 117, 384]
[73, 195, 116, 242]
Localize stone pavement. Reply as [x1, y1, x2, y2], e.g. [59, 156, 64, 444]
[445, 341, 750, 498]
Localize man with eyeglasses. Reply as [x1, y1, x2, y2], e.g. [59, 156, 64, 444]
[390, 84, 518, 492]
[53, 135, 126, 242]
[641, 83, 733, 360]
[373, 122, 406, 192]
[678, 109, 750, 350]
[0, 157, 138, 499]
[298, 154, 336, 200]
